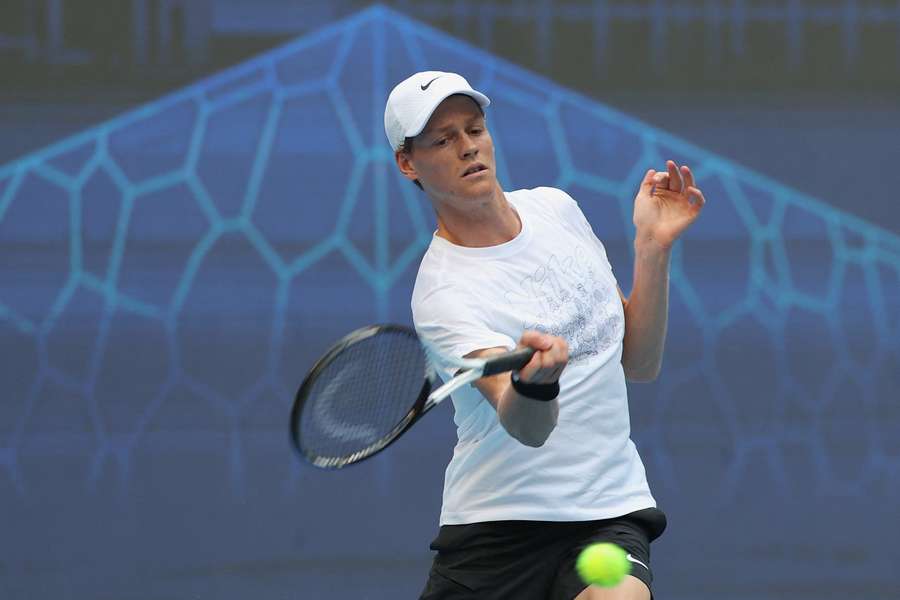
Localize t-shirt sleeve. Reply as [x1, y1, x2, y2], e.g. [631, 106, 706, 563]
[412, 282, 517, 378]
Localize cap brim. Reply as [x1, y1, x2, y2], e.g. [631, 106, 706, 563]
[405, 89, 491, 140]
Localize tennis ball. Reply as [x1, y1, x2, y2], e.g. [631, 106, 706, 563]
[575, 542, 631, 588]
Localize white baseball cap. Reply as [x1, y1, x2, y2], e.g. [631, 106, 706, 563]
[383, 71, 491, 151]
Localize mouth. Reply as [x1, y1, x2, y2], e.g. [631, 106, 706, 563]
[461, 163, 488, 178]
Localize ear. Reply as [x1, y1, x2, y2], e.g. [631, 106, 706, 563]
[395, 150, 419, 182]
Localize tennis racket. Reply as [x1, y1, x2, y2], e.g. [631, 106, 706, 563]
[289, 324, 534, 469]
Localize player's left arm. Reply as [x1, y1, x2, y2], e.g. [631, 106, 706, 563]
[619, 160, 705, 382]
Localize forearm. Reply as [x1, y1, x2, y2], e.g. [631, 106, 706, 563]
[621, 235, 672, 381]
[496, 382, 559, 447]
[470, 332, 567, 447]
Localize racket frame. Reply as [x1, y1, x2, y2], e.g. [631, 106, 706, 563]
[290, 324, 534, 469]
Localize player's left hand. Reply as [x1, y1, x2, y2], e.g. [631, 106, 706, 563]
[632, 160, 705, 249]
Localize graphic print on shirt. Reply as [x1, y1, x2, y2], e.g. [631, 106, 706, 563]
[503, 244, 623, 364]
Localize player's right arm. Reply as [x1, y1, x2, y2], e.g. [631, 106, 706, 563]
[467, 331, 569, 447]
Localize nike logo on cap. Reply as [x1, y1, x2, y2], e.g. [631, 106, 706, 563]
[626, 553, 649, 571]
[420, 76, 442, 90]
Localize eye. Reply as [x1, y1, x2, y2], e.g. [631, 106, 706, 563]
[434, 138, 448, 147]
[469, 128, 482, 135]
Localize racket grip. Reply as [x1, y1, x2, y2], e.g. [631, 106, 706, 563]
[481, 347, 536, 377]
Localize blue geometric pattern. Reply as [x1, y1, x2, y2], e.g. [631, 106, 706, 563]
[1, 6, 899, 597]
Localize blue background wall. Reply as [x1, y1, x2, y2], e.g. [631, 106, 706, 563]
[1, 5, 899, 599]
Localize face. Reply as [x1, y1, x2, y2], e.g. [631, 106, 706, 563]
[396, 94, 497, 203]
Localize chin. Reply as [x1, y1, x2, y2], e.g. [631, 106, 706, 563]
[457, 175, 497, 197]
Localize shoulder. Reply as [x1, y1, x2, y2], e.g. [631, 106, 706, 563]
[509, 186, 579, 214]
[411, 264, 512, 355]
[411, 250, 466, 320]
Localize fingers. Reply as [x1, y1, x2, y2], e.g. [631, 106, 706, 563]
[519, 330, 553, 351]
[640, 169, 657, 193]
[666, 160, 683, 193]
[681, 164, 695, 191]
[517, 331, 569, 384]
[653, 171, 669, 190]
[687, 185, 706, 208]
[652, 161, 704, 204]
[519, 354, 562, 384]
[679, 165, 705, 209]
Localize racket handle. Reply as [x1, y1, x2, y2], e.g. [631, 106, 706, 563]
[481, 347, 536, 377]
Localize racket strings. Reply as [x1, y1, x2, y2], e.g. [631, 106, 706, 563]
[299, 329, 426, 464]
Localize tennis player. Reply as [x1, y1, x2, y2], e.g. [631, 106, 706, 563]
[385, 71, 705, 600]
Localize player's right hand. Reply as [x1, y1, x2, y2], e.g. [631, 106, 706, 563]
[516, 331, 569, 384]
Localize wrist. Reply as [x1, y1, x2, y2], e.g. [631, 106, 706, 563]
[510, 371, 559, 401]
[634, 230, 674, 255]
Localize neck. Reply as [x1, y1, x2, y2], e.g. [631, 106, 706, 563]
[432, 185, 520, 247]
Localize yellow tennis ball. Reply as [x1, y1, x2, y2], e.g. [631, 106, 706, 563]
[575, 542, 631, 587]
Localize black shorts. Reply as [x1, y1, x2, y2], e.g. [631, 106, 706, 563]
[419, 507, 667, 600]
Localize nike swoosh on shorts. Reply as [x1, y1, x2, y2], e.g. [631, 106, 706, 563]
[626, 553, 649, 572]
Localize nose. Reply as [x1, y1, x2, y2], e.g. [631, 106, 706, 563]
[459, 132, 478, 159]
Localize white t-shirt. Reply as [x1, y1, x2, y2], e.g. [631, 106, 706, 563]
[411, 186, 656, 525]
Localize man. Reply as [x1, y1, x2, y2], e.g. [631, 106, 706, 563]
[385, 71, 705, 600]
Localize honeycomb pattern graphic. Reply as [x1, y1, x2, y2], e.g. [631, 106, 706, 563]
[1, 7, 899, 592]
